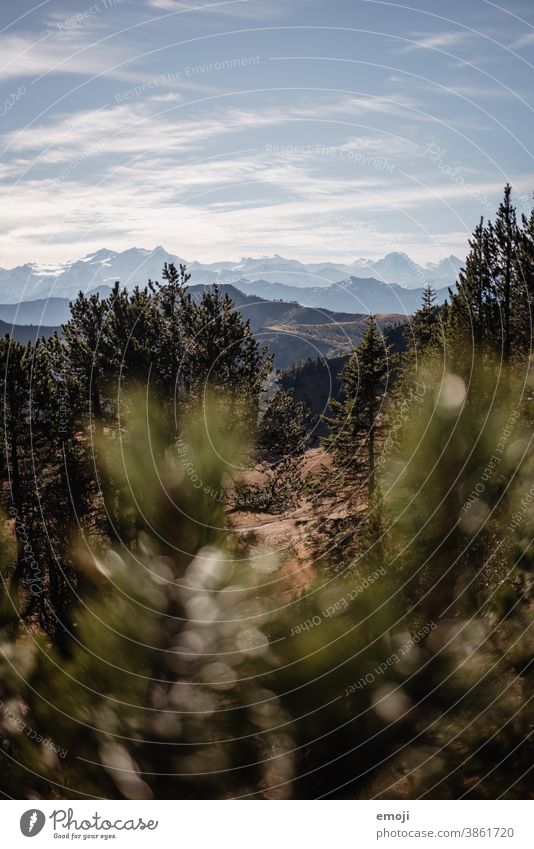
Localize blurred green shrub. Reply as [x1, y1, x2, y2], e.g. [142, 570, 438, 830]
[0, 371, 532, 799]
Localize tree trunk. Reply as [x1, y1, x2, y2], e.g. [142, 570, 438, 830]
[368, 421, 375, 498]
[504, 243, 511, 360]
[9, 422, 25, 598]
[91, 383, 116, 540]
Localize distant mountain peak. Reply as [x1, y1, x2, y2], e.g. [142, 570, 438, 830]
[81, 248, 115, 260]
[0, 246, 463, 304]
[383, 250, 410, 259]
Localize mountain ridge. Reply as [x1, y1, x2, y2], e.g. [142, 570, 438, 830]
[0, 283, 407, 368]
[0, 276, 448, 327]
[0, 246, 463, 304]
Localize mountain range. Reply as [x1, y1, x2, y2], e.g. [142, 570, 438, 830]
[0, 246, 458, 367]
[0, 246, 463, 305]
[0, 276, 450, 329]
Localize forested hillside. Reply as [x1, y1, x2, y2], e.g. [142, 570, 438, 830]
[0, 284, 405, 369]
[1, 186, 533, 800]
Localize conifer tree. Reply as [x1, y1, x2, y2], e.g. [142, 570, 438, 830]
[104, 282, 157, 386]
[446, 187, 530, 361]
[236, 387, 310, 512]
[514, 198, 534, 351]
[324, 316, 394, 498]
[185, 285, 272, 436]
[491, 183, 518, 359]
[149, 262, 192, 401]
[0, 337, 32, 605]
[408, 283, 440, 356]
[62, 291, 111, 428]
[448, 218, 496, 350]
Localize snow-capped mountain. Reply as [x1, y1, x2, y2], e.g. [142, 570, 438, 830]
[0, 247, 463, 303]
[0, 246, 181, 303]
[365, 252, 463, 289]
[425, 255, 464, 285]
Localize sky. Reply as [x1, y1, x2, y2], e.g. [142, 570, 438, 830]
[1, 0, 534, 268]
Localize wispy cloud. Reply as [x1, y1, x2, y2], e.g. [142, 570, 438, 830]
[0, 28, 136, 81]
[1, 93, 419, 164]
[0, 122, 521, 267]
[403, 31, 474, 52]
[0, 0, 530, 270]
[387, 73, 512, 100]
[146, 0, 289, 19]
[511, 31, 534, 49]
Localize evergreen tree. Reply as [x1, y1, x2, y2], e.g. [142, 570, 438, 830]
[2, 215, 534, 802]
[449, 218, 496, 350]
[185, 285, 272, 436]
[0, 337, 32, 609]
[408, 283, 440, 357]
[514, 198, 534, 352]
[61, 292, 117, 538]
[62, 291, 111, 426]
[236, 387, 310, 512]
[491, 183, 518, 359]
[324, 316, 394, 498]
[104, 282, 157, 387]
[149, 262, 192, 402]
[446, 186, 532, 361]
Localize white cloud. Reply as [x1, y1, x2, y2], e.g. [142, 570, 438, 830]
[0, 28, 136, 82]
[146, 0, 290, 19]
[1, 93, 418, 166]
[388, 73, 512, 100]
[511, 31, 534, 49]
[404, 31, 474, 52]
[1, 79, 505, 268]
[0, 135, 522, 268]
[150, 92, 184, 103]
[339, 135, 418, 157]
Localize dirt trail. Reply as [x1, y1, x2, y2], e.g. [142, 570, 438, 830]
[229, 448, 331, 597]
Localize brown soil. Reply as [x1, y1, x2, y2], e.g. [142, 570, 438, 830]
[228, 448, 332, 597]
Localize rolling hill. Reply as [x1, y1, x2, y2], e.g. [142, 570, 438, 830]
[0, 283, 406, 368]
[0, 319, 58, 343]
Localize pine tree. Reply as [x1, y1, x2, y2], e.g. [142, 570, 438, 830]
[185, 285, 272, 436]
[29, 335, 96, 643]
[491, 183, 518, 359]
[62, 291, 119, 540]
[104, 282, 157, 386]
[324, 316, 394, 498]
[448, 218, 496, 350]
[236, 387, 310, 512]
[514, 198, 534, 352]
[149, 262, 192, 401]
[62, 291, 112, 426]
[409, 283, 440, 356]
[0, 337, 32, 609]
[446, 187, 533, 361]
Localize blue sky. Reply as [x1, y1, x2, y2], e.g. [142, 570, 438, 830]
[1, 0, 534, 267]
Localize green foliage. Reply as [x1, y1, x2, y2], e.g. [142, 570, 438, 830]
[447, 184, 532, 363]
[0, 267, 274, 632]
[2, 194, 534, 801]
[404, 284, 442, 359]
[281, 354, 347, 440]
[323, 315, 395, 497]
[235, 387, 311, 513]
[0, 366, 532, 798]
